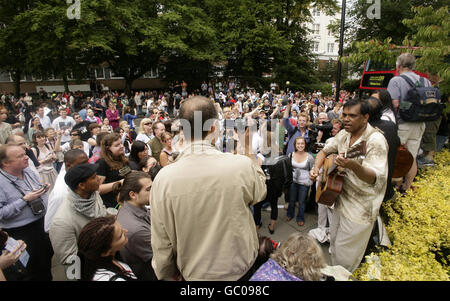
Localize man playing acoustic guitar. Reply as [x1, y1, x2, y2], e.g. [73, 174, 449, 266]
[310, 98, 388, 272]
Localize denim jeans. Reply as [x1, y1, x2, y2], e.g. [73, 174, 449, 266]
[287, 183, 309, 222]
[436, 135, 448, 152]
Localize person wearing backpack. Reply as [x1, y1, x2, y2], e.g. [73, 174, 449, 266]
[387, 53, 438, 192]
[254, 121, 283, 234]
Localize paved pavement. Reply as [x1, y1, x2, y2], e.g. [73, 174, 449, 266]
[258, 195, 332, 265]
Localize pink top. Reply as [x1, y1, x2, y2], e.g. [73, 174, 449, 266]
[106, 109, 120, 129]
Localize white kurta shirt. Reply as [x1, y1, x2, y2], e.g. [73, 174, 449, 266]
[322, 124, 388, 225]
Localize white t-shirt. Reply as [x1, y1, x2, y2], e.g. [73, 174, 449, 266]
[61, 141, 90, 157]
[51, 116, 76, 143]
[44, 169, 67, 233]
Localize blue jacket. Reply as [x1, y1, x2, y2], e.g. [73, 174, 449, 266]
[283, 118, 310, 155]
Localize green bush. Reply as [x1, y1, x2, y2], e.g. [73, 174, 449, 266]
[341, 79, 361, 93]
[353, 149, 450, 281]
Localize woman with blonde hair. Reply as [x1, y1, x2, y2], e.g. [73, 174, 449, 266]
[119, 121, 132, 156]
[250, 232, 326, 281]
[135, 118, 153, 145]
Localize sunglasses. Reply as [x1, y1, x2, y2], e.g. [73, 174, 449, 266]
[70, 133, 79, 136]
[144, 123, 152, 126]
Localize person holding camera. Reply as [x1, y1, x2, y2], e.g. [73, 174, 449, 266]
[309, 112, 333, 145]
[0, 144, 53, 280]
[282, 103, 311, 155]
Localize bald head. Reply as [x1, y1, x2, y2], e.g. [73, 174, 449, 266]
[64, 149, 89, 170]
[179, 96, 218, 141]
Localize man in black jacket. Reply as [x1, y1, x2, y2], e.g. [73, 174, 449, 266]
[367, 97, 400, 202]
[310, 112, 333, 145]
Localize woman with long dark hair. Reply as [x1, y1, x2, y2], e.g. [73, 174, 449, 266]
[31, 131, 58, 193]
[28, 116, 44, 142]
[372, 89, 397, 124]
[96, 133, 131, 209]
[128, 141, 149, 170]
[77, 216, 137, 281]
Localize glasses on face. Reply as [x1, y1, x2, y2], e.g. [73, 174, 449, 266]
[143, 123, 151, 126]
[70, 133, 79, 136]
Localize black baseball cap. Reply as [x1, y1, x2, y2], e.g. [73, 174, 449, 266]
[65, 163, 99, 191]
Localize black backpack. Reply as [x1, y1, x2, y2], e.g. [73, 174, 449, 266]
[399, 75, 442, 122]
[260, 152, 293, 196]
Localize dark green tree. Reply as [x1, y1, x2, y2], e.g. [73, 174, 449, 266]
[0, 0, 36, 98]
[19, 0, 114, 93]
[156, 0, 222, 90]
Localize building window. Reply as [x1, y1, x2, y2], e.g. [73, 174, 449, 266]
[109, 69, 124, 79]
[328, 43, 334, 53]
[0, 71, 12, 82]
[313, 24, 320, 35]
[143, 68, 159, 79]
[312, 7, 320, 17]
[311, 42, 319, 52]
[95, 68, 105, 79]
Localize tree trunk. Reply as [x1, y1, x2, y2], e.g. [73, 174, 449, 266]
[63, 73, 69, 93]
[124, 78, 134, 98]
[12, 70, 21, 99]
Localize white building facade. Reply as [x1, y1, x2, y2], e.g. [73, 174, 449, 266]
[308, 6, 340, 62]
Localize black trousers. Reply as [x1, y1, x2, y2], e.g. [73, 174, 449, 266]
[3, 217, 53, 281]
[253, 183, 279, 225]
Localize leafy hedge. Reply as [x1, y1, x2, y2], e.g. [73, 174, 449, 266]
[354, 150, 450, 281]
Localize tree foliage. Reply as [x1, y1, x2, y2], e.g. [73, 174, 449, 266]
[0, 0, 341, 96]
[343, 5, 450, 94]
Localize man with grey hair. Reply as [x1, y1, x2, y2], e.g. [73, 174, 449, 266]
[0, 144, 53, 280]
[6, 134, 41, 180]
[387, 53, 432, 192]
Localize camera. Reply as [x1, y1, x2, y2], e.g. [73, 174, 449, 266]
[308, 123, 319, 133]
[39, 184, 49, 192]
[29, 198, 45, 215]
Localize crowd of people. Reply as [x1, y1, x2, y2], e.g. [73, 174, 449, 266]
[0, 53, 448, 282]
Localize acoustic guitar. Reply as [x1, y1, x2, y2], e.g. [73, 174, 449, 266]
[315, 141, 367, 207]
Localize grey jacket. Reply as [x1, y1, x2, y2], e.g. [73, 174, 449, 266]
[49, 189, 107, 279]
